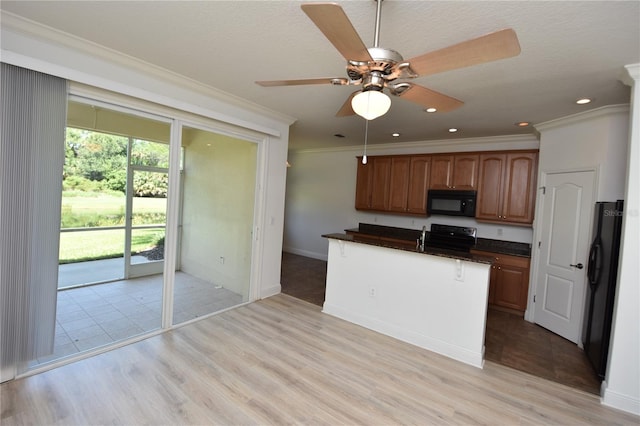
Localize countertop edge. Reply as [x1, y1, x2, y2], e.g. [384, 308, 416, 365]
[323, 233, 495, 265]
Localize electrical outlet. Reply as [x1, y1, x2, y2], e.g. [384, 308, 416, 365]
[497, 228, 504, 237]
[219, 256, 225, 264]
[369, 287, 376, 297]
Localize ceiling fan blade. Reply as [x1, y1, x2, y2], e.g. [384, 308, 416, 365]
[301, 3, 373, 62]
[336, 92, 358, 117]
[256, 78, 345, 87]
[406, 29, 521, 77]
[396, 84, 463, 112]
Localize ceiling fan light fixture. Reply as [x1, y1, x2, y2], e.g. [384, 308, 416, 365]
[351, 90, 391, 120]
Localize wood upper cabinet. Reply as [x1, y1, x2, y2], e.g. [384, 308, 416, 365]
[406, 156, 431, 214]
[477, 151, 538, 224]
[503, 152, 538, 223]
[429, 155, 454, 189]
[355, 157, 373, 210]
[370, 157, 392, 210]
[355, 156, 393, 211]
[388, 157, 411, 212]
[356, 155, 430, 215]
[452, 154, 479, 190]
[476, 154, 506, 219]
[356, 150, 536, 219]
[429, 154, 478, 190]
[471, 250, 530, 313]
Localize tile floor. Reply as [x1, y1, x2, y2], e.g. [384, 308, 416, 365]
[34, 272, 243, 366]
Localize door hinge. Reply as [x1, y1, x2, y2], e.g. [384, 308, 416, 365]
[540, 186, 546, 195]
[538, 241, 542, 248]
[533, 295, 536, 303]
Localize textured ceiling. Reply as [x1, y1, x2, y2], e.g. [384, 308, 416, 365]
[2, 1, 639, 150]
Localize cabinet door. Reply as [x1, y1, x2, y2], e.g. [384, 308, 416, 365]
[407, 155, 431, 214]
[488, 264, 498, 305]
[502, 152, 538, 224]
[370, 157, 392, 210]
[452, 154, 479, 190]
[494, 264, 529, 311]
[388, 157, 411, 212]
[429, 155, 453, 189]
[476, 153, 506, 220]
[354, 158, 372, 210]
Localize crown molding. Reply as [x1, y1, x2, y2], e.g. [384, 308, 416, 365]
[0, 11, 296, 126]
[534, 104, 630, 132]
[621, 63, 640, 86]
[293, 134, 540, 154]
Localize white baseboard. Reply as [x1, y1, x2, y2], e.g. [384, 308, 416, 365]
[282, 247, 327, 261]
[260, 283, 281, 299]
[602, 380, 640, 415]
[322, 302, 484, 369]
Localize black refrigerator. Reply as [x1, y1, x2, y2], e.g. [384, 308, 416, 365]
[582, 200, 624, 379]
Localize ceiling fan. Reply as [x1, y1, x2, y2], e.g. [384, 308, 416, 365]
[256, 1, 521, 120]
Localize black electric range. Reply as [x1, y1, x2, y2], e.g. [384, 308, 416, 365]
[425, 224, 477, 253]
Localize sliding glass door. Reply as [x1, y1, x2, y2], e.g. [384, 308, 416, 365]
[171, 125, 257, 324]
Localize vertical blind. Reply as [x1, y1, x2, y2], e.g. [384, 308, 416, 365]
[0, 63, 67, 381]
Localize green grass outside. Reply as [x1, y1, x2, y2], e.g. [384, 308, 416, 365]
[59, 192, 166, 263]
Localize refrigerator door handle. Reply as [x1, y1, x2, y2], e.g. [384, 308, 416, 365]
[587, 240, 602, 287]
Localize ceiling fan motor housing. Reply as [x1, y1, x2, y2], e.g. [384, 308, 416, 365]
[347, 47, 404, 87]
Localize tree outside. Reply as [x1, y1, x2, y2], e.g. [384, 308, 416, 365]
[60, 128, 169, 263]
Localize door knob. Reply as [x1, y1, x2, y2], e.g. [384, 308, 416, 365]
[570, 263, 584, 269]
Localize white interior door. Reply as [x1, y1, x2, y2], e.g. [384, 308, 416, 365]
[534, 170, 595, 343]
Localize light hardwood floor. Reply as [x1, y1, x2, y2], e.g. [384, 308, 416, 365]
[2, 294, 637, 425]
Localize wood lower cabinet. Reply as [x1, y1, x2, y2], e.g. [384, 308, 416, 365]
[430, 153, 478, 190]
[477, 151, 538, 224]
[471, 249, 530, 313]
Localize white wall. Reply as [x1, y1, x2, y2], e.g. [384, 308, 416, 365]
[284, 135, 539, 260]
[1, 16, 293, 300]
[535, 105, 630, 201]
[602, 64, 640, 415]
[180, 129, 257, 299]
[534, 103, 637, 415]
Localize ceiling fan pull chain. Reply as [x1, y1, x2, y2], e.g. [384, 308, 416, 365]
[362, 119, 370, 165]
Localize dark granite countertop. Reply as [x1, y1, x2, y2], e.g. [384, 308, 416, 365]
[344, 223, 531, 258]
[323, 233, 495, 265]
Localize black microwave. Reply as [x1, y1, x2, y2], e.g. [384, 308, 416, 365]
[427, 189, 477, 217]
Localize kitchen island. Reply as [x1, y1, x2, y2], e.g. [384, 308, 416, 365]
[322, 233, 493, 368]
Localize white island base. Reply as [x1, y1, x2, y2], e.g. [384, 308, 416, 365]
[323, 238, 491, 368]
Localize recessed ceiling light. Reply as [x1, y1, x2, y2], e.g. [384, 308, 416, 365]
[448, 128, 458, 133]
[515, 122, 530, 127]
[392, 133, 400, 137]
[425, 108, 437, 113]
[576, 98, 592, 105]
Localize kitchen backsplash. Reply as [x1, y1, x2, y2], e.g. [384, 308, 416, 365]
[355, 211, 534, 244]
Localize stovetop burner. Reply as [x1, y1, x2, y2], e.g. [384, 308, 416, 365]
[426, 224, 477, 252]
